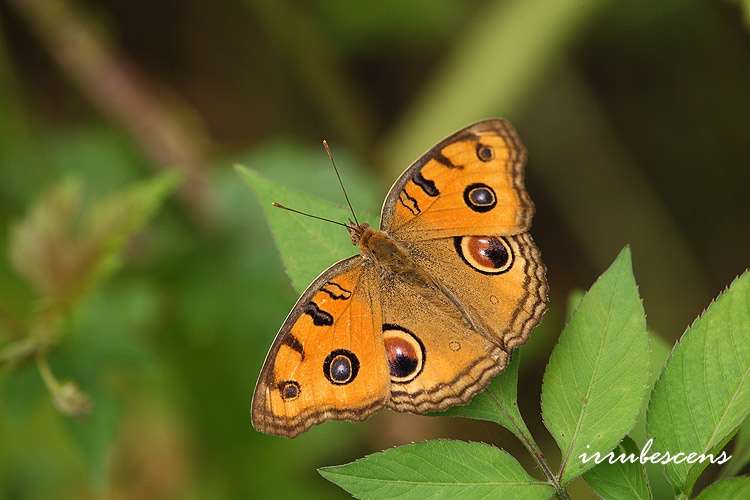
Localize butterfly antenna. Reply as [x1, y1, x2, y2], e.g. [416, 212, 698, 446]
[322, 140, 359, 226]
[272, 202, 353, 229]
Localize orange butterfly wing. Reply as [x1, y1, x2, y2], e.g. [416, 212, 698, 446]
[252, 118, 548, 436]
[251, 257, 389, 437]
[379, 276, 508, 413]
[380, 119, 532, 240]
[411, 232, 547, 349]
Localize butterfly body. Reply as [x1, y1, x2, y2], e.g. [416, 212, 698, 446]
[252, 119, 548, 437]
[352, 224, 417, 275]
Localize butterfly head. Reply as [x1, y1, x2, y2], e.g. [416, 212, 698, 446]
[348, 222, 371, 246]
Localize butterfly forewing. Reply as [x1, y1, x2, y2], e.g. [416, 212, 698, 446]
[380, 119, 533, 240]
[251, 257, 389, 437]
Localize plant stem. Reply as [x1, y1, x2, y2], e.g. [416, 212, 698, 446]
[486, 391, 570, 498]
[0, 21, 33, 148]
[515, 426, 570, 500]
[35, 352, 59, 392]
[243, 0, 375, 156]
[379, 0, 607, 179]
[0, 338, 40, 366]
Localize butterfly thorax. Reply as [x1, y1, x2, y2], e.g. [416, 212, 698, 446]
[352, 222, 493, 336]
[350, 223, 418, 275]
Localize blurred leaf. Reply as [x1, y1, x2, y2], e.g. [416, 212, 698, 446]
[237, 166, 370, 293]
[381, 0, 606, 178]
[541, 247, 650, 484]
[49, 280, 163, 492]
[439, 353, 534, 445]
[0, 127, 150, 220]
[647, 271, 750, 495]
[62, 385, 118, 490]
[319, 440, 554, 499]
[9, 178, 84, 299]
[315, 0, 464, 55]
[583, 436, 652, 500]
[9, 173, 179, 306]
[695, 476, 750, 499]
[0, 400, 88, 499]
[83, 173, 179, 291]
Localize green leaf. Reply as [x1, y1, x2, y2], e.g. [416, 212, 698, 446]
[319, 439, 555, 500]
[583, 436, 652, 500]
[630, 333, 672, 445]
[695, 477, 750, 499]
[541, 247, 650, 483]
[439, 353, 534, 444]
[237, 166, 367, 293]
[231, 140, 381, 216]
[566, 289, 584, 321]
[647, 271, 750, 495]
[723, 418, 750, 478]
[631, 333, 675, 500]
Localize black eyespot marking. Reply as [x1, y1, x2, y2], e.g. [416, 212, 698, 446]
[278, 380, 300, 401]
[470, 188, 493, 205]
[463, 183, 497, 213]
[390, 349, 418, 378]
[331, 356, 351, 381]
[304, 301, 333, 326]
[412, 171, 439, 197]
[476, 143, 494, 162]
[382, 324, 426, 383]
[454, 235, 514, 275]
[323, 349, 360, 385]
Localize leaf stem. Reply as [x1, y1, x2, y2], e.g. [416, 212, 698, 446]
[36, 351, 60, 392]
[516, 427, 570, 500]
[0, 337, 43, 367]
[485, 391, 570, 499]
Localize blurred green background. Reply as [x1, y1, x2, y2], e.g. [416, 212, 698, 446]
[0, 1, 748, 499]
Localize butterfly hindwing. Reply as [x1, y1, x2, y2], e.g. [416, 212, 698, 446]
[408, 232, 548, 350]
[251, 257, 390, 437]
[380, 119, 533, 240]
[378, 273, 508, 413]
[378, 232, 546, 412]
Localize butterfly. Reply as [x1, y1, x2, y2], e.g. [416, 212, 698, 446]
[251, 118, 548, 437]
